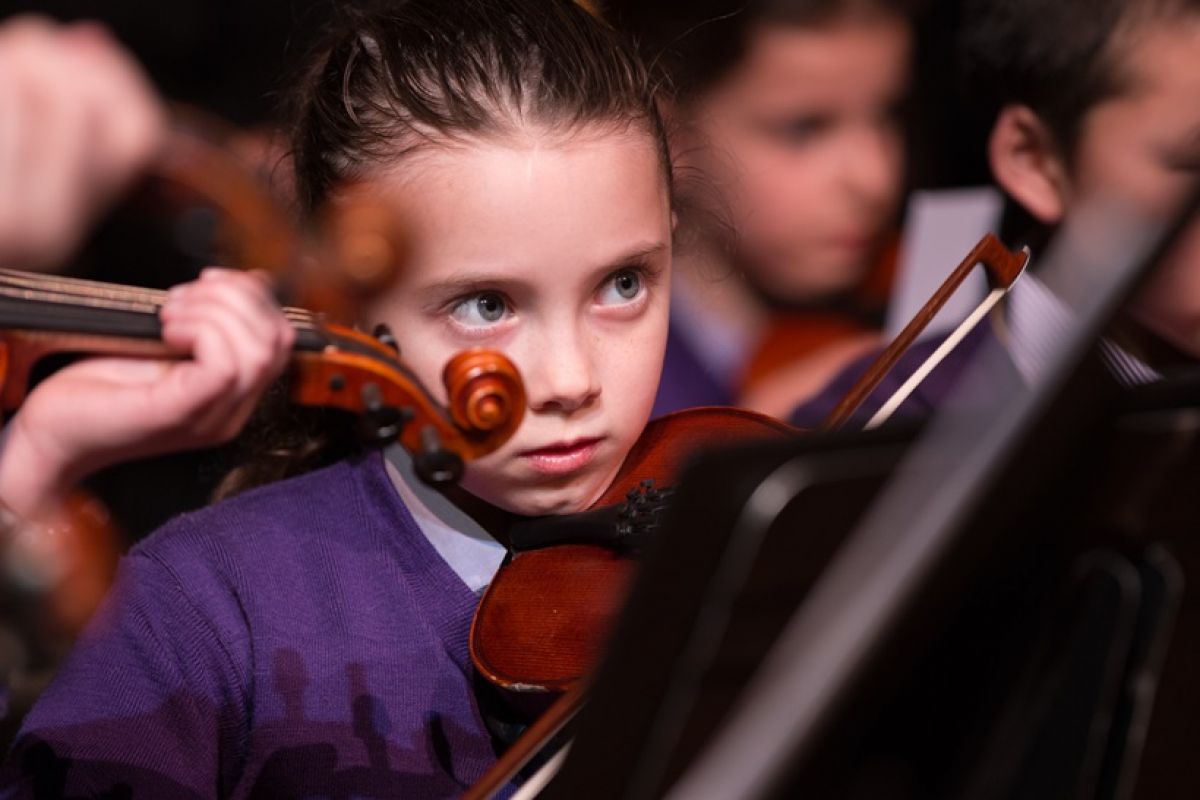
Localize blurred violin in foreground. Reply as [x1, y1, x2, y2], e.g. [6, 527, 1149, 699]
[0, 268, 526, 484]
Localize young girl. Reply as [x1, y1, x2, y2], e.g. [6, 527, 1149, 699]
[607, 0, 913, 417]
[2, 1, 673, 796]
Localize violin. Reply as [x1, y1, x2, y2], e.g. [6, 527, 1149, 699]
[0, 266, 527, 708]
[0, 268, 526, 484]
[471, 407, 795, 699]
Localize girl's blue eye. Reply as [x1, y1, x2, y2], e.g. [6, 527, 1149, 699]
[450, 292, 508, 327]
[598, 269, 643, 305]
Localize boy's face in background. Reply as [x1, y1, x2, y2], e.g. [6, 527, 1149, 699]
[997, 16, 1200, 355]
[1075, 18, 1200, 355]
[676, 12, 910, 302]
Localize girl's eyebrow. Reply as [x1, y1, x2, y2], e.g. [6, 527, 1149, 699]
[417, 273, 527, 304]
[596, 241, 670, 270]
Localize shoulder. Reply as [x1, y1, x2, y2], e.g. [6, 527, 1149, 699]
[131, 452, 407, 578]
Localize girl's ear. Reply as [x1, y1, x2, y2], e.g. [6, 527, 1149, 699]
[988, 104, 1072, 224]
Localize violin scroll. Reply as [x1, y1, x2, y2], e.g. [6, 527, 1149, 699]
[443, 349, 525, 437]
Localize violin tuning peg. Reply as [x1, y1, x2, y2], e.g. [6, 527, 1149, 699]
[359, 406, 412, 445]
[358, 382, 413, 444]
[414, 426, 463, 486]
[372, 323, 400, 354]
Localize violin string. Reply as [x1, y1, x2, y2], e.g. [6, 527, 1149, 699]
[0, 270, 322, 330]
[0, 269, 322, 324]
[0, 269, 167, 307]
[0, 282, 161, 314]
[0, 269, 317, 316]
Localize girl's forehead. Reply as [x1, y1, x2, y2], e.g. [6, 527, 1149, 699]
[375, 130, 672, 286]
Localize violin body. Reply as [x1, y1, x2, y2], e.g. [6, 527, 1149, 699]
[470, 407, 797, 698]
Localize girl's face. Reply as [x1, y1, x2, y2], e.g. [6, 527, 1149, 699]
[678, 13, 909, 301]
[364, 129, 672, 515]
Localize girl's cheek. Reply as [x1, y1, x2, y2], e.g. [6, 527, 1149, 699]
[442, 315, 519, 343]
[387, 315, 462, 405]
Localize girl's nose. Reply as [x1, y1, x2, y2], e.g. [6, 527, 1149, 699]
[526, 330, 601, 415]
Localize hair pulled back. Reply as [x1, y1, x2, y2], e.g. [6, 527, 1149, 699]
[289, 0, 670, 213]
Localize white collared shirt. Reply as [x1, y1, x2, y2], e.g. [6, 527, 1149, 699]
[383, 445, 506, 595]
[1005, 274, 1160, 387]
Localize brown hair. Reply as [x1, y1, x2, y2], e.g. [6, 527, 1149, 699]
[289, 0, 671, 214]
[960, 0, 1200, 160]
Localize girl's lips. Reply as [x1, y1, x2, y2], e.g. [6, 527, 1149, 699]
[518, 437, 603, 476]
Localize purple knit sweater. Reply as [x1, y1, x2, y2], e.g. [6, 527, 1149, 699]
[1, 453, 506, 798]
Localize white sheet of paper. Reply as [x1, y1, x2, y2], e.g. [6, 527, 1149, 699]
[886, 187, 1003, 339]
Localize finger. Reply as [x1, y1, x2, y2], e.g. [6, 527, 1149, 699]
[146, 268, 294, 446]
[165, 270, 294, 370]
[159, 283, 294, 418]
[48, 355, 171, 388]
[160, 309, 267, 400]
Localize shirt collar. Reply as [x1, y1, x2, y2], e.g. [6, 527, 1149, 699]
[382, 445, 506, 594]
[1005, 273, 1161, 387]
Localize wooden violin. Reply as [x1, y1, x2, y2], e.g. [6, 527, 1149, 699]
[470, 406, 796, 699]
[0, 269, 526, 483]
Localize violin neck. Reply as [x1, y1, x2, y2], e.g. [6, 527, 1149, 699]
[0, 268, 325, 351]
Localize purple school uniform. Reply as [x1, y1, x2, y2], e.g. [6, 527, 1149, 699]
[1, 454, 507, 798]
[652, 323, 735, 418]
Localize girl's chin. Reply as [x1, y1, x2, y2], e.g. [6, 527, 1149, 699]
[502, 490, 595, 517]
[469, 480, 602, 518]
